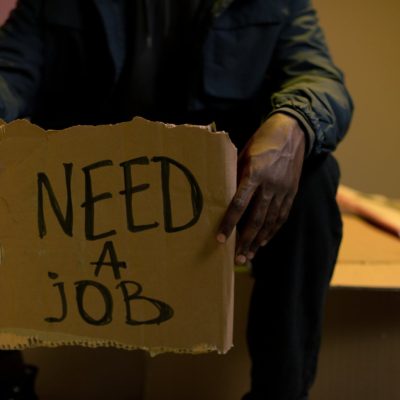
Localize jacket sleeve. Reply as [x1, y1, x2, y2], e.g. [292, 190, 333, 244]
[268, 0, 353, 156]
[0, 0, 44, 121]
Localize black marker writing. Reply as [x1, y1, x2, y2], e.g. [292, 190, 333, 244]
[37, 163, 73, 238]
[44, 272, 67, 323]
[90, 241, 127, 280]
[45, 274, 174, 327]
[152, 156, 203, 232]
[38, 155, 203, 239]
[75, 280, 113, 326]
[117, 280, 174, 325]
[81, 160, 116, 241]
[119, 157, 159, 232]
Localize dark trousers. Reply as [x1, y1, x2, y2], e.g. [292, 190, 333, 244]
[244, 154, 342, 400]
[0, 351, 37, 399]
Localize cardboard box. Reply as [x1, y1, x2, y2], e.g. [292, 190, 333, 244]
[0, 118, 236, 354]
[332, 214, 400, 289]
[311, 214, 400, 400]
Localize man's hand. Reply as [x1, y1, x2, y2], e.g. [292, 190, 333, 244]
[217, 113, 306, 264]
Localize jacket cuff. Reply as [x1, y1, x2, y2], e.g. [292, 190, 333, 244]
[267, 107, 316, 158]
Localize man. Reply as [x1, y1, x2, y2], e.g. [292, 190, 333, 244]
[0, 0, 353, 399]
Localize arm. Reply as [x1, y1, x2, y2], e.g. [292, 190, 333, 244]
[0, 0, 44, 121]
[217, 0, 353, 263]
[268, 0, 353, 156]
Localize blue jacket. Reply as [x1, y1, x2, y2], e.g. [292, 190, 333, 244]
[0, 0, 353, 155]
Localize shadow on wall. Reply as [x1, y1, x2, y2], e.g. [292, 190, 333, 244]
[0, 0, 16, 26]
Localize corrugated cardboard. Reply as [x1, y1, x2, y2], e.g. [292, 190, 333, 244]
[332, 214, 400, 289]
[313, 215, 400, 398]
[0, 117, 236, 354]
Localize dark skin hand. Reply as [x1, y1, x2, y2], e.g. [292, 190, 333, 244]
[217, 112, 306, 264]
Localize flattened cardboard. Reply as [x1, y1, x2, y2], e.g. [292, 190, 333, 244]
[332, 214, 400, 289]
[0, 118, 236, 354]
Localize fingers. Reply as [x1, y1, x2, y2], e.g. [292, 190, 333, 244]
[241, 195, 283, 262]
[234, 189, 273, 263]
[249, 194, 295, 257]
[218, 182, 295, 265]
[217, 178, 257, 244]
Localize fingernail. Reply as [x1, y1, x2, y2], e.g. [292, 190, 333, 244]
[236, 255, 247, 265]
[217, 233, 226, 244]
[261, 240, 268, 247]
[247, 252, 255, 260]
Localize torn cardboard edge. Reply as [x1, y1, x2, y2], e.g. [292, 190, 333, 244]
[0, 330, 229, 356]
[0, 117, 237, 355]
[0, 118, 232, 141]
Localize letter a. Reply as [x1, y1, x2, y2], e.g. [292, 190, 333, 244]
[90, 241, 127, 280]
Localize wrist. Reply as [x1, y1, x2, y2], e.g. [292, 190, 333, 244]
[243, 112, 306, 161]
[267, 109, 314, 157]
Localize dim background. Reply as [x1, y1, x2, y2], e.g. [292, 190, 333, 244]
[1, 1, 400, 400]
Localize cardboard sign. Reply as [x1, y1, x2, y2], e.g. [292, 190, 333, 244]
[0, 118, 236, 354]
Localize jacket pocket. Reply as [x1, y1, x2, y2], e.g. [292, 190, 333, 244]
[203, 0, 286, 100]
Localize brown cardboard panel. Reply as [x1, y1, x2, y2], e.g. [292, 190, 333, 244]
[0, 118, 236, 353]
[143, 271, 253, 400]
[332, 215, 400, 289]
[311, 290, 400, 400]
